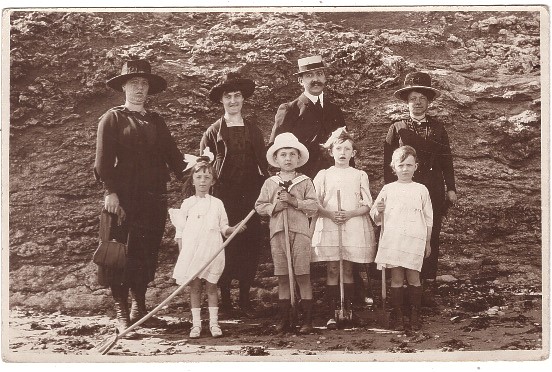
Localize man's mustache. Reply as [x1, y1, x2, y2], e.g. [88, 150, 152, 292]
[310, 81, 324, 87]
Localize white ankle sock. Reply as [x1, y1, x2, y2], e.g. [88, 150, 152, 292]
[191, 307, 201, 327]
[208, 306, 219, 325]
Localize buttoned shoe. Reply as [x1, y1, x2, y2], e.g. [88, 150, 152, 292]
[210, 324, 223, 338]
[189, 325, 202, 339]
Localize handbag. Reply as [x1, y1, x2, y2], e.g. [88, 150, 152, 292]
[93, 240, 127, 269]
[92, 210, 128, 270]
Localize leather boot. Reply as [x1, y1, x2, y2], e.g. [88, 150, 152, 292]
[111, 284, 131, 332]
[326, 285, 339, 330]
[239, 283, 255, 317]
[129, 285, 147, 324]
[219, 283, 233, 314]
[275, 299, 291, 333]
[421, 279, 438, 308]
[409, 285, 423, 330]
[298, 299, 314, 334]
[402, 283, 411, 316]
[389, 287, 404, 331]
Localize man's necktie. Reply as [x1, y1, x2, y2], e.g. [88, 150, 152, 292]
[315, 97, 322, 109]
[314, 97, 323, 118]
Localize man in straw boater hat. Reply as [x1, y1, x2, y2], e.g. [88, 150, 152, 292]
[200, 72, 269, 316]
[383, 71, 457, 318]
[270, 55, 347, 179]
[95, 59, 187, 334]
[270, 55, 372, 321]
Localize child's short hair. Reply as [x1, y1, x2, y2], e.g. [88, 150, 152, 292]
[274, 147, 300, 158]
[182, 156, 216, 197]
[391, 145, 417, 169]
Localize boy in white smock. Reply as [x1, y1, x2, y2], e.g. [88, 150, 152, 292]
[370, 145, 433, 330]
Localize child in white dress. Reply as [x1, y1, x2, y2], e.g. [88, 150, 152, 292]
[370, 145, 433, 331]
[169, 156, 246, 339]
[312, 127, 377, 329]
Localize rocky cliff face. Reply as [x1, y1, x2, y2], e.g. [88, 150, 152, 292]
[8, 10, 542, 312]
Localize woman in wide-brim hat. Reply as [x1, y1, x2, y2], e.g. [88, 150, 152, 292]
[382, 71, 457, 314]
[106, 59, 167, 95]
[94, 59, 187, 334]
[208, 73, 255, 103]
[200, 72, 269, 315]
[392, 71, 441, 102]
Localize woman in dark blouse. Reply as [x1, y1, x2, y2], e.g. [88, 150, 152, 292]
[384, 72, 457, 307]
[94, 59, 186, 332]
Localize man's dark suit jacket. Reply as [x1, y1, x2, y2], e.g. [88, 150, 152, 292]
[269, 93, 346, 179]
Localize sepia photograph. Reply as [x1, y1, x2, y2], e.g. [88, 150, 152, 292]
[1, 1, 548, 364]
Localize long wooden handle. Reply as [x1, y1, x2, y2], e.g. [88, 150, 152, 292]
[382, 263, 386, 301]
[283, 209, 296, 307]
[116, 209, 256, 339]
[337, 190, 344, 306]
[379, 204, 385, 301]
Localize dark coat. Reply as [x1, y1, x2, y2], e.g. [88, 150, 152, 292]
[270, 93, 346, 179]
[94, 106, 186, 287]
[200, 117, 269, 188]
[94, 106, 186, 198]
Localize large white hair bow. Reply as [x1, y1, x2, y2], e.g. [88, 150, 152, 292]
[184, 146, 215, 171]
[322, 126, 348, 148]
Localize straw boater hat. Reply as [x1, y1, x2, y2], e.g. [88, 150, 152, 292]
[106, 59, 167, 95]
[393, 72, 441, 102]
[293, 55, 326, 76]
[208, 72, 255, 103]
[266, 133, 309, 168]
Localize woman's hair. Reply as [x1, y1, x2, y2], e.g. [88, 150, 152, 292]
[322, 130, 357, 153]
[182, 156, 216, 198]
[390, 145, 417, 170]
[407, 88, 436, 102]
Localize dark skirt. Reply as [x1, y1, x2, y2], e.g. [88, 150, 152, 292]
[215, 179, 262, 286]
[96, 191, 167, 288]
[418, 170, 447, 280]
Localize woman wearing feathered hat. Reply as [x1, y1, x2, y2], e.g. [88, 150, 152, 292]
[200, 72, 269, 315]
[94, 59, 187, 333]
[383, 71, 457, 311]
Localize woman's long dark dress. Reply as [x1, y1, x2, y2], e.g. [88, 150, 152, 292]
[216, 127, 263, 308]
[200, 118, 268, 310]
[94, 106, 185, 296]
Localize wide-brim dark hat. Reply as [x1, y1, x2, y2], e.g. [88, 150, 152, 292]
[209, 72, 255, 103]
[393, 71, 441, 101]
[293, 55, 326, 76]
[106, 59, 167, 95]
